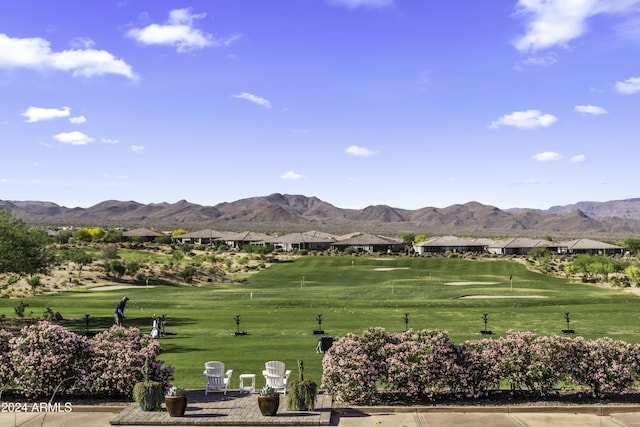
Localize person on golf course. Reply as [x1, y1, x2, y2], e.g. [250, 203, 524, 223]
[114, 296, 129, 325]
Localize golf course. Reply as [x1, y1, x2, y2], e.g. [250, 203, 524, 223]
[1, 255, 639, 390]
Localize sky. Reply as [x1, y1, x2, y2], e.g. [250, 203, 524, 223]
[1, 0, 639, 211]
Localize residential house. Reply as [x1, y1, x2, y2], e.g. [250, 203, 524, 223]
[122, 228, 165, 242]
[331, 233, 404, 253]
[413, 236, 490, 254]
[558, 238, 625, 255]
[222, 231, 272, 249]
[266, 232, 334, 252]
[487, 238, 561, 255]
[171, 229, 225, 245]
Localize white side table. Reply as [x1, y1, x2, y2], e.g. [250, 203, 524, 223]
[239, 373, 256, 393]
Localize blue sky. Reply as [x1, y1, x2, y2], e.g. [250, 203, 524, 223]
[1, 0, 639, 210]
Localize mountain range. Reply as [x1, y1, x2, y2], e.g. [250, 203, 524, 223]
[3, 194, 640, 239]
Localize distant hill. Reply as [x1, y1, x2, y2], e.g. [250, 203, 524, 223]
[3, 194, 640, 239]
[548, 198, 640, 220]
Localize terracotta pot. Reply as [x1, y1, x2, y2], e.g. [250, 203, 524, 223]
[165, 395, 187, 417]
[257, 394, 279, 416]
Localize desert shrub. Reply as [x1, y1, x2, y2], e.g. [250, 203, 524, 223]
[9, 321, 94, 396]
[178, 266, 196, 283]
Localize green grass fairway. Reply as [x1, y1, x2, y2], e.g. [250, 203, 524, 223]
[2, 256, 640, 390]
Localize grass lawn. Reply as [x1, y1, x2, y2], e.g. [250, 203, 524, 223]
[1, 256, 639, 391]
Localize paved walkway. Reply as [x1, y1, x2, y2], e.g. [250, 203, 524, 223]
[2, 390, 640, 427]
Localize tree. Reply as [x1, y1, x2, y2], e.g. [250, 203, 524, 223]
[99, 245, 119, 262]
[528, 247, 551, 260]
[178, 266, 196, 284]
[27, 275, 41, 295]
[73, 228, 92, 242]
[624, 265, 640, 286]
[53, 229, 73, 244]
[0, 208, 55, 289]
[105, 260, 126, 281]
[154, 235, 172, 244]
[401, 233, 416, 254]
[104, 229, 123, 243]
[68, 248, 93, 276]
[623, 238, 640, 256]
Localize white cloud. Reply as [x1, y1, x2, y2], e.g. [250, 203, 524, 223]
[232, 92, 272, 108]
[126, 8, 240, 53]
[281, 170, 303, 180]
[130, 145, 145, 152]
[345, 145, 376, 156]
[22, 106, 70, 123]
[101, 137, 119, 144]
[614, 76, 640, 94]
[532, 151, 562, 162]
[326, 0, 394, 9]
[0, 33, 136, 79]
[570, 154, 587, 162]
[513, 0, 640, 52]
[574, 104, 608, 115]
[69, 115, 86, 124]
[69, 37, 95, 49]
[489, 109, 558, 129]
[515, 53, 558, 69]
[53, 131, 94, 146]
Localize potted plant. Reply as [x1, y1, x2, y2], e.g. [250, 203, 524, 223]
[132, 356, 163, 411]
[165, 386, 187, 417]
[287, 359, 317, 411]
[257, 385, 279, 416]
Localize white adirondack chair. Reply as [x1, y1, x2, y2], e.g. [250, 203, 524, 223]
[262, 361, 291, 394]
[203, 361, 233, 395]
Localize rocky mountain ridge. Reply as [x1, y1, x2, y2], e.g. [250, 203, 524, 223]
[3, 194, 640, 239]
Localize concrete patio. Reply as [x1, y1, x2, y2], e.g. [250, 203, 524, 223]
[109, 390, 332, 426]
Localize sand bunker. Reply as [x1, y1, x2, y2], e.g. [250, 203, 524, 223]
[373, 267, 410, 271]
[445, 281, 499, 286]
[460, 295, 546, 299]
[89, 285, 156, 291]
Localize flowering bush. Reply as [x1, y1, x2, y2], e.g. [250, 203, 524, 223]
[382, 329, 458, 398]
[9, 321, 94, 397]
[569, 336, 640, 397]
[322, 333, 377, 404]
[451, 338, 501, 398]
[2, 321, 173, 398]
[90, 325, 174, 396]
[0, 328, 15, 387]
[322, 328, 640, 404]
[494, 331, 571, 396]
